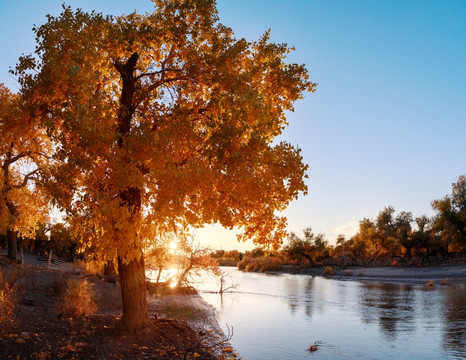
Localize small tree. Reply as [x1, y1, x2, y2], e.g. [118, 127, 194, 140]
[175, 235, 220, 288]
[145, 235, 174, 284]
[0, 84, 50, 261]
[218, 270, 238, 295]
[282, 227, 327, 267]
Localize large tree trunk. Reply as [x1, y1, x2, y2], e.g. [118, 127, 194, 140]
[113, 51, 151, 332]
[117, 253, 151, 331]
[7, 228, 17, 261]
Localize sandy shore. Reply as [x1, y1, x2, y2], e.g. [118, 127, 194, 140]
[327, 264, 466, 284]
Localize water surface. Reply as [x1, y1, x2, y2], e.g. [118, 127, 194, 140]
[197, 268, 466, 360]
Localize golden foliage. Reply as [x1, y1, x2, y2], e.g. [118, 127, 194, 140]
[14, 0, 313, 261]
[0, 83, 51, 238]
[74, 259, 105, 276]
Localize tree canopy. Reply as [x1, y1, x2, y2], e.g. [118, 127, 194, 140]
[15, 1, 314, 257]
[13, 0, 314, 330]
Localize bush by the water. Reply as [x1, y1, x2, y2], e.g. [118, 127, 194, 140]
[237, 256, 284, 272]
[323, 266, 336, 276]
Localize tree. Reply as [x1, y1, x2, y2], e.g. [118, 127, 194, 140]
[351, 218, 380, 265]
[282, 227, 327, 267]
[410, 215, 437, 263]
[145, 234, 174, 284]
[375, 206, 398, 258]
[14, 1, 314, 331]
[334, 234, 354, 267]
[218, 270, 238, 295]
[174, 235, 219, 288]
[0, 84, 50, 260]
[393, 211, 413, 260]
[431, 175, 466, 252]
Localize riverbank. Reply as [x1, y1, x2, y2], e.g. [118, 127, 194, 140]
[272, 263, 466, 284]
[0, 254, 240, 359]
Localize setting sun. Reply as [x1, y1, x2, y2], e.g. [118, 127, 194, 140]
[169, 241, 178, 253]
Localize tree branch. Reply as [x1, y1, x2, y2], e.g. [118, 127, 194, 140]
[136, 68, 184, 80]
[11, 168, 39, 189]
[2, 151, 29, 169]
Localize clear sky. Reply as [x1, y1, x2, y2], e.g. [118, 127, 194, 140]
[1, 0, 465, 251]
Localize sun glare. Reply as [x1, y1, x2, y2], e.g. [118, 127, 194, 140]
[169, 241, 178, 252]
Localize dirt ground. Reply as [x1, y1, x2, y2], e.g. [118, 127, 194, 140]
[0, 258, 240, 360]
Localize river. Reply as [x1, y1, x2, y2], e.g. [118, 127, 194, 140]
[195, 268, 466, 360]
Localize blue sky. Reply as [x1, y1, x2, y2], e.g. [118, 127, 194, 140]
[1, 0, 465, 250]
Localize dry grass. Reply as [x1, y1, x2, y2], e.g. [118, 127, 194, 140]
[440, 277, 449, 285]
[60, 278, 97, 317]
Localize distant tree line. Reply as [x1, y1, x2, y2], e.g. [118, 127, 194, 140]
[211, 175, 466, 271]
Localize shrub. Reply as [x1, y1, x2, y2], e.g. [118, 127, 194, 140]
[60, 279, 97, 317]
[245, 262, 260, 272]
[258, 257, 284, 272]
[343, 269, 353, 276]
[237, 258, 249, 270]
[322, 266, 335, 276]
[239, 256, 284, 272]
[0, 270, 15, 329]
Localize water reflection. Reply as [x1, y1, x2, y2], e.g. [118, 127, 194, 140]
[284, 276, 315, 318]
[285, 277, 300, 314]
[303, 278, 314, 318]
[442, 285, 466, 358]
[196, 269, 466, 360]
[357, 282, 416, 340]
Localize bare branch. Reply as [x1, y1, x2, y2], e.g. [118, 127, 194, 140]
[211, 323, 234, 348]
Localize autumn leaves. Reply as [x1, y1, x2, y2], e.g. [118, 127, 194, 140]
[3, 0, 313, 330]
